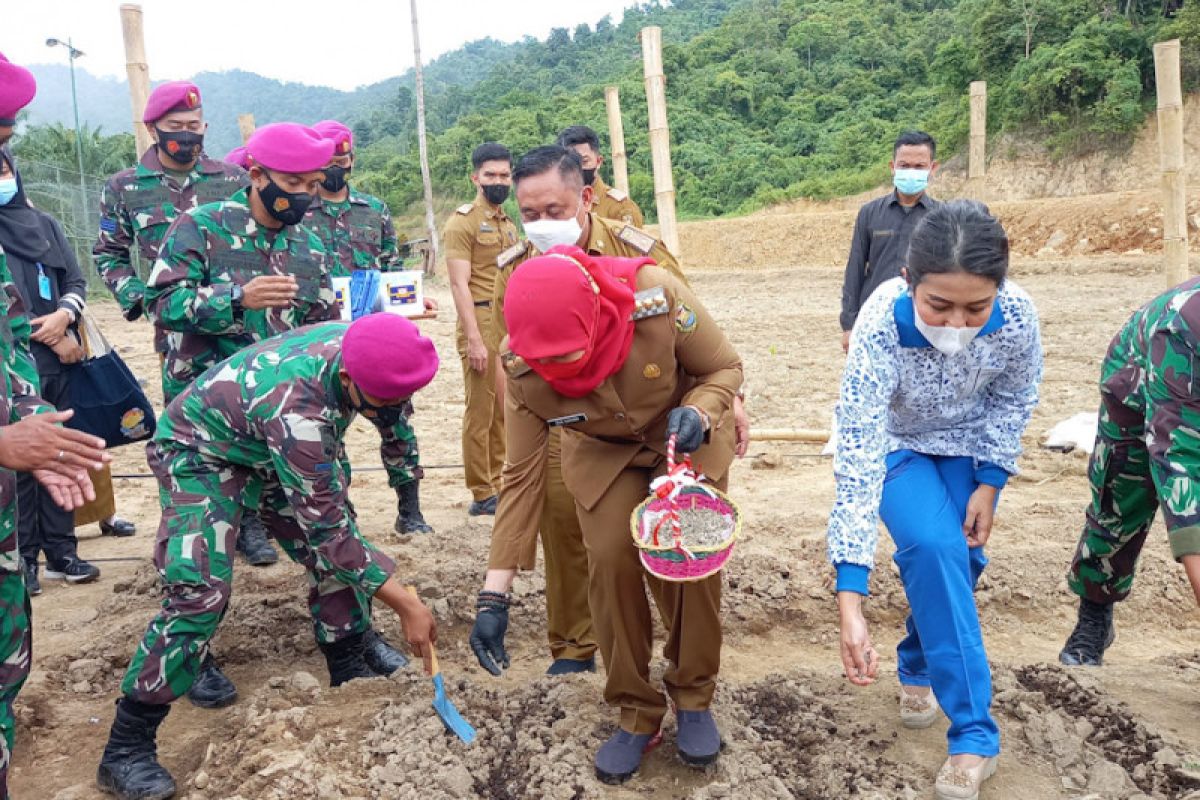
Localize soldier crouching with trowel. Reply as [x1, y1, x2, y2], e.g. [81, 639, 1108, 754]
[96, 315, 439, 800]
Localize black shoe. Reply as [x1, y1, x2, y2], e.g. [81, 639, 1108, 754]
[44, 556, 101, 585]
[1059, 598, 1116, 666]
[24, 560, 41, 597]
[394, 480, 434, 535]
[468, 495, 498, 516]
[100, 517, 137, 537]
[97, 697, 177, 800]
[319, 632, 378, 687]
[235, 513, 278, 566]
[186, 654, 237, 709]
[546, 656, 596, 676]
[362, 628, 409, 675]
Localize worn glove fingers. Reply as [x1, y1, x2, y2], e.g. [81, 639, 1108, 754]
[469, 633, 503, 676]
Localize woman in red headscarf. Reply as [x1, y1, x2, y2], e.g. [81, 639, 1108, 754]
[469, 245, 743, 784]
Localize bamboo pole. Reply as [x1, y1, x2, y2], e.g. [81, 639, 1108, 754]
[119, 4, 152, 157]
[640, 27, 680, 256]
[410, 0, 439, 275]
[968, 81, 987, 182]
[1153, 40, 1189, 286]
[237, 113, 256, 144]
[604, 86, 630, 195]
[751, 428, 830, 443]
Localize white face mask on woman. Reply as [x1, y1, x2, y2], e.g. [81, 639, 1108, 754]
[913, 313, 983, 356]
[524, 203, 584, 252]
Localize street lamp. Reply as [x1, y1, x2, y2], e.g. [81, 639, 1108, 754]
[46, 37, 88, 223]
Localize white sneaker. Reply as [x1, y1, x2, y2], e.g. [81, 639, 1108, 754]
[899, 686, 940, 729]
[934, 755, 998, 800]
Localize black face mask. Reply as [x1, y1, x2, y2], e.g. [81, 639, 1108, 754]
[322, 164, 350, 193]
[347, 381, 407, 427]
[482, 183, 510, 206]
[581, 167, 597, 186]
[155, 128, 203, 164]
[257, 172, 314, 226]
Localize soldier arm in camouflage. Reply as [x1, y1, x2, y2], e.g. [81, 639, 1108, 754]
[1144, 327, 1200, 561]
[92, 179, 148, 320]
[145, 214, 245, 335]
[378, 203, 401, 271]
[263, 412, 395, 594]
[0, 259, 50, 421]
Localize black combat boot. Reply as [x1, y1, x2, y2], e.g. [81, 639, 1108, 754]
[235, 512, 278, 566]
[1059, 598, 1115, 666]
[96, 697, 176, 800]
[394, 480, 434, 535]
[319, 631, 378, 687]
[186, 653, 238, 709]
[362, 628, 409, 675]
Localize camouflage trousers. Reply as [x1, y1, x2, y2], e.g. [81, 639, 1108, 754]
[0, 568, 31, 799]
[1069, 400, 1176, 603]
[381, 401, 423, 489]
[122, 444, 374, 705]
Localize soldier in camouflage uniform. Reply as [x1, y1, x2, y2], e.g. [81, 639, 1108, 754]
[96, 315, 440, 800]
[307, 120, 433, 536]
[1060, 277, 1200, 667]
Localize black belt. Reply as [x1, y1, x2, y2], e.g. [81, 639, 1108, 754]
[474, 300, 491, 307]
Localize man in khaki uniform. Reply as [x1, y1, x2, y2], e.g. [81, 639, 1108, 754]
[557, 126, 643, 226]
[469, 241, 741, 784]
[442, 142, 519, 515]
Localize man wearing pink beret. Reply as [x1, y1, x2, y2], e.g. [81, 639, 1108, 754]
[97, 315, 441, 800]
[305, 119, 436, 537]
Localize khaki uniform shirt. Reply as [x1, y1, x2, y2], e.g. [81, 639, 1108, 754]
[591, 176, 643, 227]
[488, 265, 742, 570]
[441, 195, 519, 302]
[488, 213, 685, 349]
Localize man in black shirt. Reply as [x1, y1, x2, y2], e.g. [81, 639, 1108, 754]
[839, 131, 939, 352]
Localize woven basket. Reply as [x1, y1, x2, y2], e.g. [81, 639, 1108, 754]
[630, 435, 739, 583]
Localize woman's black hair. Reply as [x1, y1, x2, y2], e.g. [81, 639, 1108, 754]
[906, 199, 1009, 287]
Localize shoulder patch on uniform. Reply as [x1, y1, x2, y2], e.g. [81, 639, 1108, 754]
[674, 302, 698, 333]
[617, 225, 656, 256]
[456, 203, 474, 215]
[497, 242, 527, 269]
[501, 349, 532, 377]
[631, 286, 670, 321]
[99, 217, 118, 233]
[607, 187, 628, 202]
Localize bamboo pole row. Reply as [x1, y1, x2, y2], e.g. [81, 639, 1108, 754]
[1154, 39, 1189, 287]
[119, 4, 152, 157]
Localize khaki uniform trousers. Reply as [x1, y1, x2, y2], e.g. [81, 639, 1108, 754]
[576, 448, 723, 735]
[456, 305, 505, 501]
[541, 428, 597, 661]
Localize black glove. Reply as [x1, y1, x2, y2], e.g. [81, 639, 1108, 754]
[666, 406, 706, 454]
[469, 591, 511, 676]
[124, 300, 144, 322]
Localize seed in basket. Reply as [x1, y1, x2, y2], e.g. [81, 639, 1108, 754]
[676, 507, 734, 547]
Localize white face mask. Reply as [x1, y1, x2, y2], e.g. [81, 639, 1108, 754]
[524, 203, 584, 253]
[913, 312, 983, 357]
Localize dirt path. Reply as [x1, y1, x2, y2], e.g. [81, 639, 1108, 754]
[15, 251, 1200, 800]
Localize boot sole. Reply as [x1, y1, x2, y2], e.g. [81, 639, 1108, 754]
[97, 769, 177, 800]
[933, 757, 998, 800]
[678, 749, 720, 767]
[595, 765, 639, 785]
[43, 570, 99, 584]
[186, 690, 238, 709]
[241, 555, 278, 567]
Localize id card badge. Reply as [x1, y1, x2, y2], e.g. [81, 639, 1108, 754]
[36, 264, 52, 301]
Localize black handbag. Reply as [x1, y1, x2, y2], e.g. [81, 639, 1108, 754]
[65, 309, 156, 447]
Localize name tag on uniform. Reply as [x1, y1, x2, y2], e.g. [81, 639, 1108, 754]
[548, 413, 587, 427]
[497, 242, 525, 269]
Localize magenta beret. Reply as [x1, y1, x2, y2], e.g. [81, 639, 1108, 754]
[0, 53, 37, 123]
[312, 119, 353, 155]
[245, 122, 335, 174]
[143, 81, 202, 123]
[342, 314, 439, 401]
[223, 146, 251, 170]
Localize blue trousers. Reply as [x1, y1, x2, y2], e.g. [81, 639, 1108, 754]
[880, 449, 1000, 757]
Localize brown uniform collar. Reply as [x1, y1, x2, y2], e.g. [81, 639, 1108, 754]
[580, 212, 609, 254]
[474, 193, 510, 221]
[589, 175, 610, 208]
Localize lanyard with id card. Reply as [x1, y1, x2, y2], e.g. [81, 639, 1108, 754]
[36, 263, 52, 301]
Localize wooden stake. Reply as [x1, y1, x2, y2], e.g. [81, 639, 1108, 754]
[119, 4, 152, 157]
[604, 86, 630, 194]
[237, 113, 256, 144]
[968, 81, 987, 182]
[751, 428, 830, 444]
[410, 0, 439, 275]
[640, 27, 680, 256]
[1154, 40, 1189, 286]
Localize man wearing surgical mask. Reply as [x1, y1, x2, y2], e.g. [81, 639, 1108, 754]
[839, 130, 939, 353]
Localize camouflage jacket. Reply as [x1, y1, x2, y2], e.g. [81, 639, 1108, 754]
[155, 323, 395, 594]
[304, 189, 402, 276]
[0, 247, 53, 572]
[145, 187, 337, 402]
[93, 148, 248, 328]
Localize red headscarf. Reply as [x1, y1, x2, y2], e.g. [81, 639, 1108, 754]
[505, 245, 654, 397]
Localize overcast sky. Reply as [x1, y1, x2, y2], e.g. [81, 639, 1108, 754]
[5, 0, 641, 90]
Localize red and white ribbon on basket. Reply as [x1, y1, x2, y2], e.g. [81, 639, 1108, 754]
[646, 434, 712, 559]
